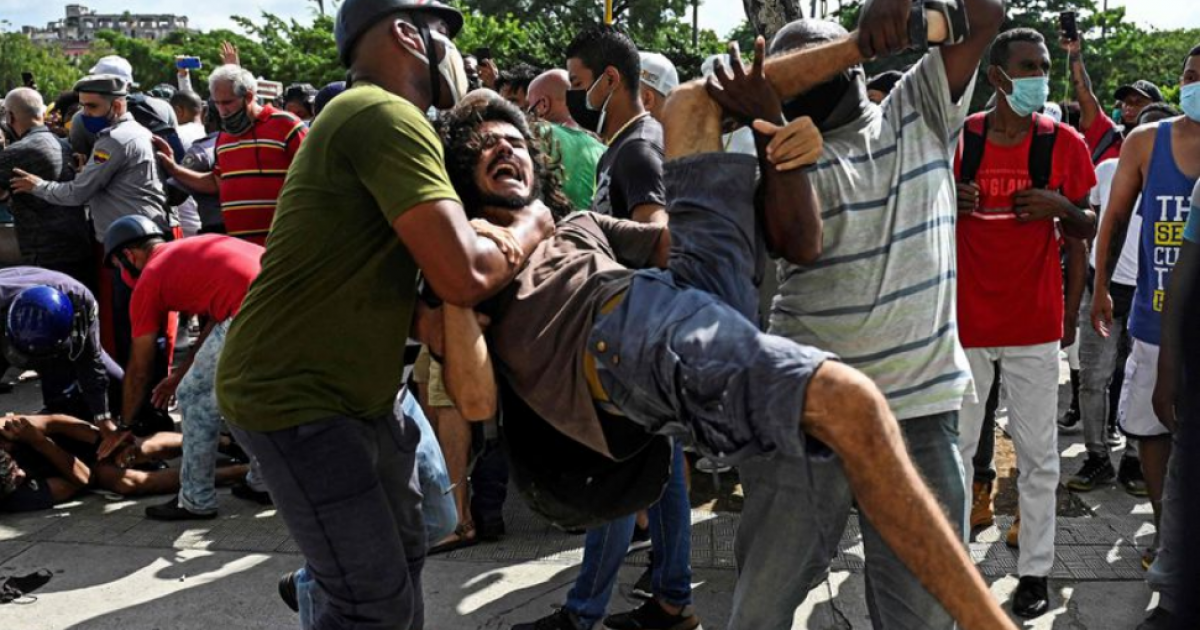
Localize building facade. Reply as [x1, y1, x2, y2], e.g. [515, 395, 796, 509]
[22, 5, 189, 57]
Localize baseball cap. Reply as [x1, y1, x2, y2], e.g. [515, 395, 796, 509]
[638, 52, 679, 97]
[89, 55, 137, 89]
[1114, 80, 1164, 104]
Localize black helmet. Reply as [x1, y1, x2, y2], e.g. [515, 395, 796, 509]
[334, 0, 463, 67]
[284, 83, 318, 106]
[103, 215, 165, 263]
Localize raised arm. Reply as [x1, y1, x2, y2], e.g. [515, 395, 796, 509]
[1062, 37, 1102, 131]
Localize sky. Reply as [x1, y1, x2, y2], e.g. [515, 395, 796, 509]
[3, 0, 1200, 40]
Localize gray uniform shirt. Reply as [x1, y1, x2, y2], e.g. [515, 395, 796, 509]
[34, 113, 167, 241]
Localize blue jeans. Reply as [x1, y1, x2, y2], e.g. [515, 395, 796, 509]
[730, 412, 966, 630]
[565, 440, 692, 627]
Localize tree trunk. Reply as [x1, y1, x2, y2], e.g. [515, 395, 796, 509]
[742, 0, 803, 42]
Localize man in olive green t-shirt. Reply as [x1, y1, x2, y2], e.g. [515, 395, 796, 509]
[215, 1, 552, 627]
[527, 69, 606, 210]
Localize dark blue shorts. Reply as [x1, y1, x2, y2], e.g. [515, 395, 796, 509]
[590, 153, 832, 464]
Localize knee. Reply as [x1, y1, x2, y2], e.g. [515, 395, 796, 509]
[804, 362, 895, 446]
[662, 80, 721, 127]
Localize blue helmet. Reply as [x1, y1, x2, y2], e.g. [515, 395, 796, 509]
[6, 286, 76, 359]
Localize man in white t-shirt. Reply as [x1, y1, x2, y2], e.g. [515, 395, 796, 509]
[1068, 105, 1177, 495]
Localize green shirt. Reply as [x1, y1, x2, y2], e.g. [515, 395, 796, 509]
[217, 83, 460, 431]
[547, 124, 606, 211]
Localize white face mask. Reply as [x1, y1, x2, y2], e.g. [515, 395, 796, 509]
[399, 23, 469, 107]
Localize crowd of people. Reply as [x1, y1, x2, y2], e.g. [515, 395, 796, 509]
[0, 0, 1197, 628]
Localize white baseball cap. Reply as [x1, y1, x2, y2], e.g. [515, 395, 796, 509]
[639, 52, 679, 97]
[89, 55, 137, 88]
[1041, 102, 1063, 124]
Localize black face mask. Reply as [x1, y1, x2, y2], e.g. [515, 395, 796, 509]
[782, 71, 853, 128]
[566, 89, 602, 134]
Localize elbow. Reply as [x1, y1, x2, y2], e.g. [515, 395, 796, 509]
[438, 273, 494, 309]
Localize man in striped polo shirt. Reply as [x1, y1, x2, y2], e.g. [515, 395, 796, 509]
[157, 65, 307, 245]
[727, 1, 1003, 628]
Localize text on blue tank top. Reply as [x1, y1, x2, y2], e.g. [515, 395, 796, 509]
[1130, 122, 1195, 346]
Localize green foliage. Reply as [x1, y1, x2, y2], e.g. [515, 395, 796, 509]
[0, 33, 80, 98]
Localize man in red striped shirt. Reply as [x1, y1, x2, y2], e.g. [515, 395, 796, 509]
[156, 64, 307, 246]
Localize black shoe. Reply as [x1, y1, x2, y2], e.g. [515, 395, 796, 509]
[603, 599, 702, 630]
[475, 519, 506, 542]
[1066, 454, 1116, 492]
[1136, 607, 1175, 630]
[231, 482, 273, 505]
[145, 496, 217, 521]
[1118, 456, 1150, 497]
[630, 567, 653, 600]
[512, 608, 585, 630]
[628, 523, 651, 554]
[1012, 575, 1050, 618]
[278, 570, 299, 612]
[1057, 406, 1081, 433]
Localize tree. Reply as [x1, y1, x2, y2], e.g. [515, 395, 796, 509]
[0, 33, 80, 98]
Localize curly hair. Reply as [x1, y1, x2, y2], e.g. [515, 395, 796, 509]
[437, 92, 575, 220]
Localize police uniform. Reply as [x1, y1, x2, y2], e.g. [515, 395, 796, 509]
[31, 76, 168, 242]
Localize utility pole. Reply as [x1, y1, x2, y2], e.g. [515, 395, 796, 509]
[693, 0, 699, 48]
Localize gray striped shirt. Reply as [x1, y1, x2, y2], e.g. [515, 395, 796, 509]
[769, 50, 975, 420]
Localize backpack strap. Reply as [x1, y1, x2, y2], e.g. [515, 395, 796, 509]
[1028, 113, 1059, 189]
[1090, 126, 1120, 165]
[959, 113, 988, 183]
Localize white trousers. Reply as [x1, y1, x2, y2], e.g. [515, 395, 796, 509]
[959, 342, 1060, 576]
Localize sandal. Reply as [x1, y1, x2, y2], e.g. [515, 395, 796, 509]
[428, 521, 478, 555]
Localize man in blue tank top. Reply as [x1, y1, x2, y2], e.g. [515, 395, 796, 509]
[1090, 44, 1200, 630]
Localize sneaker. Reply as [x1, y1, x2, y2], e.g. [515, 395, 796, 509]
[513, 608, 585, 630]
[1066, 454, 1116, 492]
[603, 600, 702, 630]
[1006, 514, 1020, 549]
[630, 567, 653, 600]
[1057, 407, 1081, 433]
[1118, 456, 1150, 497]
[970, 481, 995, 529]
[1011, 575, 1050, 618]
[145, 496, 217, 521]
[1106, 424, 1126, 448]
[1142, 546, 1158, 571]
[628, 524, 651, 554]
[278, 570, 299, 612]
[231, 482, 273, 505]
[1136, 607, 1175, 630]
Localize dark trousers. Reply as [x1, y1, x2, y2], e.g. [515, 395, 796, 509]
[231, 412, 426, 630]
[972, 362, 1002, 484]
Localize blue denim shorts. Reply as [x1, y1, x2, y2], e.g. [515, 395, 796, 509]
[589, 153, 832, 464]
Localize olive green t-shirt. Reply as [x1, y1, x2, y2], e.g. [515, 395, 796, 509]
[547, 123, 606, 211]
[217, 83, 460, 431]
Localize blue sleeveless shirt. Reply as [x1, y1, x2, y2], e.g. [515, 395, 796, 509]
[1129, 121, 1196, 345]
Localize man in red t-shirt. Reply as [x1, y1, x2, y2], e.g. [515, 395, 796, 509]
[953, 28, 1097, 618]
[100, 216, 266, 521]
[156, 64, 308, 246]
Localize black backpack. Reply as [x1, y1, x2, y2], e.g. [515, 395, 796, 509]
[959, 112, 1058, 189]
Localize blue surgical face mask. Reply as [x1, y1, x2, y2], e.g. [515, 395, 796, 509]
[1181, 82, 1200, 123]
[998, 69, 1050, 118]
[80, 100, 115, 134]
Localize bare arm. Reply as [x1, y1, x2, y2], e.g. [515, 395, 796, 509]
[1062, 236, 1087, 348]
[98, 334, 155, 459]
[154, 136, 219, 195]
[1062, 38, 1101, 131]
[939, 0, 1006, 102]
[3, 417, 91, 491]
[1092, 127, 1151, 334]
[441, 305, 496, 422]
[755, 117, 823, 265]
[395, 199, 553, 308]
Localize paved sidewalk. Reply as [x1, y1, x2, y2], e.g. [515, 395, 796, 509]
[0, 373, 1158, 629]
